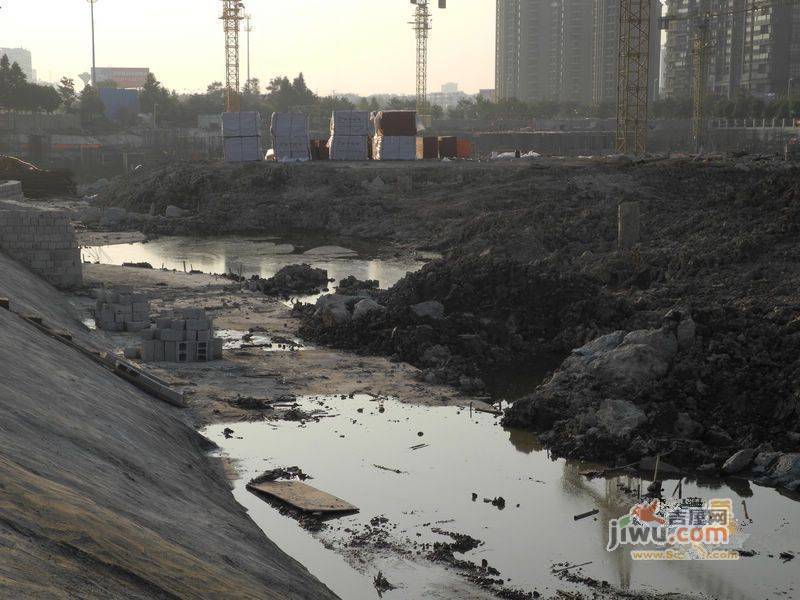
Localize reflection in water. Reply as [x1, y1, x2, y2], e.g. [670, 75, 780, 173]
[204, 396, 800, 600]
[82, 235, 426, 300]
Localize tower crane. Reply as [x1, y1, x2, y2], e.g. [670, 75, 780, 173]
[220, 1, 245, 112]
[615, 0, 652, 155]
[409, 1, 446, 124]
[617, 0, 797, 155]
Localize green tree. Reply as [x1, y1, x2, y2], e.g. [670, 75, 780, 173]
[79, 84, 105, 126]
[57, 77, 77, 112]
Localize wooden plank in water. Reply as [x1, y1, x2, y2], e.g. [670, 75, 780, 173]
[247, 481, 358, 514]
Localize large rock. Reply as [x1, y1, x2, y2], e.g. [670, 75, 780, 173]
[315, 294, 358, 327]
[410, 300, 445, 321]
[722, 448, 755, 474]
[352, 298, 385, 321]
[595, 399, 646, 437]
[590, 343, 671, 384]
[622, 328, 678, 361]
[767, 453, 800, 482]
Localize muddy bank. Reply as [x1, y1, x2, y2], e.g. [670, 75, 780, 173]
[0, 252, 337, 598]
[296, 256, 629, 392]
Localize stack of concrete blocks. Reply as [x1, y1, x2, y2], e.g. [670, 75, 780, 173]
[328, 111, 370, 161]
[140, 308, 223, 363]
[94, 286, 150, 332]
[271, 112, 310, 161]
[223, 111, 263, 163]
[372, 110, 417, 161]
[0, 198, 82, 288]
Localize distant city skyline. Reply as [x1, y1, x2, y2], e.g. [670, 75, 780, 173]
[0, 0, 495, 95]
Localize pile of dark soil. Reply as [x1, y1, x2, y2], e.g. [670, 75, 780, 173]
[251, 264, 330, 297]
[336, 275, 379, 296]
[504, 303, 800, 471]
[298, 255, 630, 391]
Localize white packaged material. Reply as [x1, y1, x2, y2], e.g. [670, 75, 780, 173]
[271, 112, 309, 137]
[330, 110, 370, 137]
[224, 136, 263, 162]
[328, 135, 368, 161]
[222, 112, 240, 138]
[373, 135, 416, 161]
[241, 136, 262, 161]
[271, 112, 310, 161]
[222, 112, 261, 138]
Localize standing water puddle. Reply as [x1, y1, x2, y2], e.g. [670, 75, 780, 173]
[81, 235, 427, 303]
[204, 395, 800, 600]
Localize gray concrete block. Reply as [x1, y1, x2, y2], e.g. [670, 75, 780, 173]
[212, 338, 223, 360]
[153, 341, 165, 362]
[155, 317, 171, 329]
[141, 328, 155, 341]
[160, 329, 184, 342]
[125, 321, 149, 332]
[164, 341, 177, 362]
[186, 341, 198, 362]
[196, 330, 210, 342]
[170, 319, 186, 331]
[141, 340, 156, 362]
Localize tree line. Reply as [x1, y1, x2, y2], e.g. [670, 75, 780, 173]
[0, 55, 61, 113]
[3, 57, 798, 130]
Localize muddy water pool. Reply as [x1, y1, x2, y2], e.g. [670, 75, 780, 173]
[204, 395, 800, 600]
[81, 234, 427, 303]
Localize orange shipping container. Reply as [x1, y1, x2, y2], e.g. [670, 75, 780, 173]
[457, 139, 472, 159]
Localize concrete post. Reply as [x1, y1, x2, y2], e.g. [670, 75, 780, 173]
[618, 202, 641, 251]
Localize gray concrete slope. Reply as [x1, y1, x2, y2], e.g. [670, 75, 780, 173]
[0, 250, 338, 599]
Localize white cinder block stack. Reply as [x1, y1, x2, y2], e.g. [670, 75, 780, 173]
[223, 111, 263, 163]
[372, 110, 418, 161]
[94, 286, 150, 332]
[328, 110, 369, 161]
[271, 112, 310, 161]
[140, 308, 223, 363]
[373, 136, 417, 161]
[0, 199, 82, 288]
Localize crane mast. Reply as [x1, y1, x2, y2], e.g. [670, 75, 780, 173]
[220, 1, 244, 112]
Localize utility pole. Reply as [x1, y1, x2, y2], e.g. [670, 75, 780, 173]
[245, 13, 253, 88]
[87, 0, 98, 86]
[615, 0, 651, 155]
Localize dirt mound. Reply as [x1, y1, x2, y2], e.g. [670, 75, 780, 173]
[504, 303, 800, 477]
[298, 255, 630, 390]
[250, 263, 330, 297]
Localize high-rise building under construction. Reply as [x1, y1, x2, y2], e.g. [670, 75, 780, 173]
[591, 0, 662, 104]
[495, 0, 594, 104]
[495, 0, 661, 105]
[661, 0, 800, 99]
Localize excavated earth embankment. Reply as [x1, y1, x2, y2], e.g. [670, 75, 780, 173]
[0, 250, 337, 599]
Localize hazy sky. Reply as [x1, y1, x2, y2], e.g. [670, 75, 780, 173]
[0, 1, 496, 95]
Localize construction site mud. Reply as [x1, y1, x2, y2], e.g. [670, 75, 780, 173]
[58, 156, 800, 598]
[89, 157, 800, 483]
